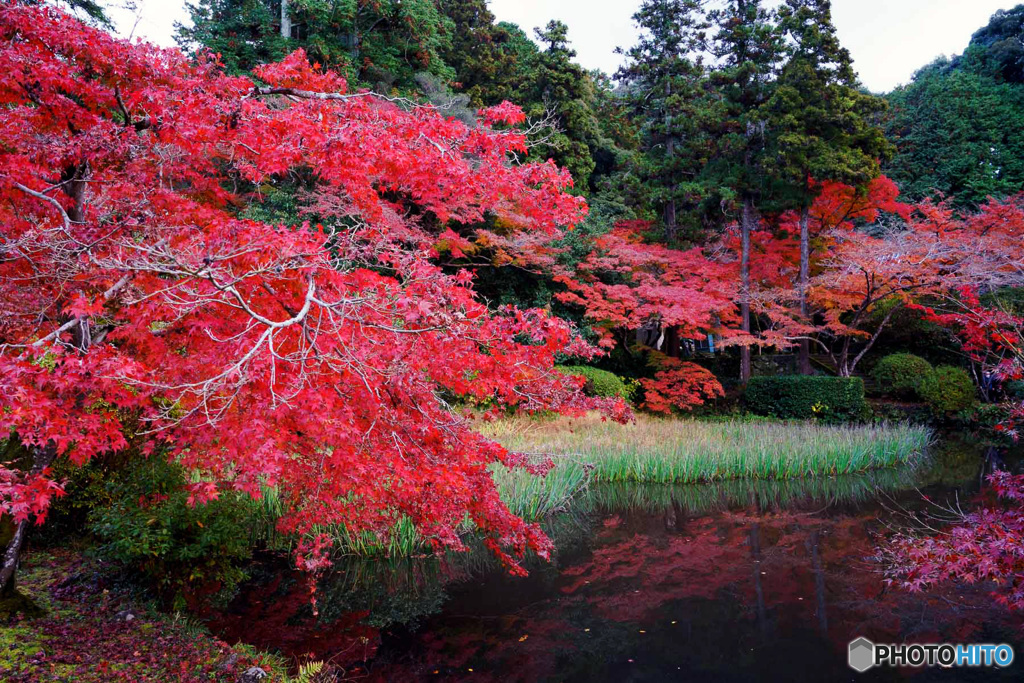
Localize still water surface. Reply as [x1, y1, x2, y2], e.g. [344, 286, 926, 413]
[209, 440, 1023, 681]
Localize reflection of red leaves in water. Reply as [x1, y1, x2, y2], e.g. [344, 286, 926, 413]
[204, 572, 380, 667]
[340, 508, 1017, 681]
[211, 505, 1019, 681]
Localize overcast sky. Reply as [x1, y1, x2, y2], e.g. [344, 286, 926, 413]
[102, 0, 1020, 93]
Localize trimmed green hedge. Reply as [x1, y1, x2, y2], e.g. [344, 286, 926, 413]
[745, 375, 869, 422]
[556, 365, 629, 399]
[919, 365, 976, 418]
[871, 353, 933, 398]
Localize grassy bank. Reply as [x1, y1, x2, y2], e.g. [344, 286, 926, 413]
[246, 415, 928, 558]
[479, 414, 931, 484]
[245, 460, 590, 559]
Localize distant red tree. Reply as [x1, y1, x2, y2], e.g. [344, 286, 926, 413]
[0, 5, 628, 591]
[554, 222, 738, 348]
[756, 184, 1024, 376]
[881, 196, 1024, 612]
[552, 221, 736, 409]
[640, 355, 725, 414]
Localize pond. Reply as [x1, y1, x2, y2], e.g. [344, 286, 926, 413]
[207, 438, 1023, 681]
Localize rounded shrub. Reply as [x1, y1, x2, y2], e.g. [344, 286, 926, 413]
[918, 365, 977, 418]
[871, 353, 933, 398]
[556, 365, 629, 399]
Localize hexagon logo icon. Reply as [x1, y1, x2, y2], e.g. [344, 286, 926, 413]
[848, 637, 875, 672]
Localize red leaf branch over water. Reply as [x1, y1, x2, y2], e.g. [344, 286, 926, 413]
[0, 4, 627, 573]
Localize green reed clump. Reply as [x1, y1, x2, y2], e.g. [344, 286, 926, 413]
[479, 414, 931, 484]
[489, 457, 591, 520]
[244, 415, 928, 558]
[243, 457, 589, 558]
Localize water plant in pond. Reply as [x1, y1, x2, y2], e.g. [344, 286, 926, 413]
[580, 466, 922, 516]
[246, 417, 929, 557]
[480, 414, 931, 484]
[243, 461, 591, 558]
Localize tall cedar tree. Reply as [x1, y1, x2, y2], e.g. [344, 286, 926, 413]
[768, 0, 892, 373]
[525, 21, 603, 190]
[178, 0, 455, 91]
[437, 0, 527, 107]
[616, 0, 713, 243]
[706, 0, 785, 382]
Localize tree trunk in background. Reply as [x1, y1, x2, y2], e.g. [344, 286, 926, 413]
[798, 204, 811, 375]
[740, 196, 754, 383]
[280, 0, 292, 39]
[663, 79, 677, 241]
[664, 195, 677, 242]
[0, 444, 56, 596]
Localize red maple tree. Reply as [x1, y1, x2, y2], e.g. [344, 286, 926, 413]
[0, 5, 629, 591]
[753, 182, 1024, 376]
[549, 221, 736, 410]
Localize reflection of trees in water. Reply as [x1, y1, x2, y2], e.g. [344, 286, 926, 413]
[222, 438, 1020, 677]
[315, 558, 450, 629]
[315, 511, 595, 631]
[577, 466, 921, 516]
[315, 456, 975, 635]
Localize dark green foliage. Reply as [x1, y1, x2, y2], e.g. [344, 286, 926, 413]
[518, 21, 607, 190]
[616, 0, 716, 241]
[864, 304, 961, 368]
[884, 65, 1024, 206]
[980, 285, 1024, 316]
[961, 5, 1024, 83]
[557, 365, 630, 399]
[88, 457, 256, 607]
[178, 0, 454, 91]
[177, 0, 288, 74]
[745, 375, 869, 422]
[437, 0, 530, 107]
[918, 365, 978, 419]
[871, 353, 933, 399]
[704, 0, 787, 202]
[967, 402, 1016, 444]
[883, 6, 1024, 206]
[767, 0, 892, 209]
[1005, 379, 1024, 399]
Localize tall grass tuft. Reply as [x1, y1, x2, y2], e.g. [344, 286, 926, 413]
[479, 414, 931, 484]
[242, 459, 590, 558]
[246, 415, 929, 558]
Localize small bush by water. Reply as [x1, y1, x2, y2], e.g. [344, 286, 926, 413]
[479, 414, 930, 483]
[919, 365, 977, 418]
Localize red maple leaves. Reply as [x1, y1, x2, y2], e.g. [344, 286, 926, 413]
[640, 356, 724, 414]
[0, 5, 619, 571]
[883, 471, 1024, 612]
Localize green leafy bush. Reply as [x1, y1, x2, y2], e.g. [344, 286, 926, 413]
[871, 353, 933, 398]
[557, 365, 630, 399]
[89, 456, 255, 608]
[744, 376, 869, 422]
[918, 365, 977, 418]
[1005, 379, 1024, 399]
